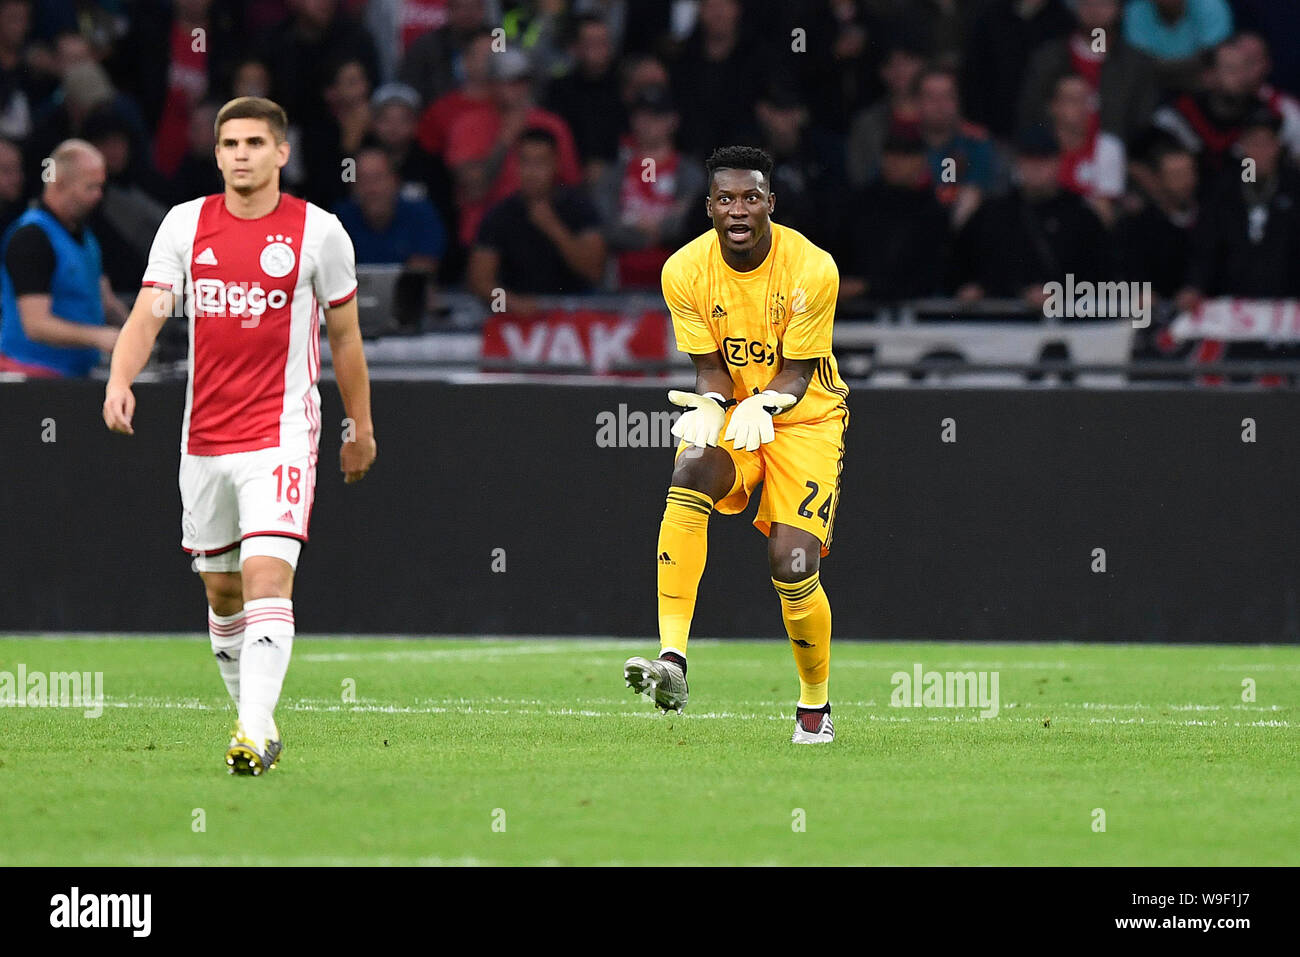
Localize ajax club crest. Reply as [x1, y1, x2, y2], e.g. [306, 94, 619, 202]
[260, 234, 296, 278]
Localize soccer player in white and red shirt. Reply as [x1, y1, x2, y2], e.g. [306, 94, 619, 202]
[102, 97, 376, 776]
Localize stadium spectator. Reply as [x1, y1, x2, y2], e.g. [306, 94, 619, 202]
[444, 47, 581, 250]
[0, 136, 23, 236]
[82, 107, 168, 293]
[25, 60, 149, 203]
[399, 0, 490, 106]
[1234, 32, 1300, 161]
[467, 126, 605, 309]
[619, 53, 671, 115]
[915, 66, 999, 228]
[335, 144, 446, 273]
[839, 129, 951, 302]
[415, 27, 493, 160]
[591, 84, 705, 290]
[1049, 73, 1126, 224]
[0, 139, 124, 376]
[845, 38, 925, 189]
[1230, 0, 1300, 98]
[371, 82, 444, 206]
[669, 0, 764, 158]
[1152, 38, 1271, 189]
[954, 126, 1111, 308]
[0, 0, 47, 143]
[302, 56, 373, 210]
[260, 0, 379, 123]
[168, 99, 223, 204]
[230, 58, 273, 99]
[107, 0, 244, 179]
[752, 81, 847, 253]
[543, 14, 624, 185]
[1180, 108, 1300, 305]
[1019, 0, 1159, 144]
[365, 0, 454, 86]
[1123, 0, 1233, 92]
[962, 0, 1075, 140]
[1119, 143, 1199, 298]
[774, 0, 886, 137]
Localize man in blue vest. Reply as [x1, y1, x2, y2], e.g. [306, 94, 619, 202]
[0, 139, 126, 377]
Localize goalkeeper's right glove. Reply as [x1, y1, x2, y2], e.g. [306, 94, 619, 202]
[668, 389, 734, 448]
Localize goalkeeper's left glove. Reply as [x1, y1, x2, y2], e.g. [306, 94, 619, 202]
[724, 390, 798, 452]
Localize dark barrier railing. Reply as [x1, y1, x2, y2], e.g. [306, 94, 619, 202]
[2, 380, 1298, 642]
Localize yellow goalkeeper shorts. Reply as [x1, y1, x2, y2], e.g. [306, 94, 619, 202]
[675, 404, 849, 556]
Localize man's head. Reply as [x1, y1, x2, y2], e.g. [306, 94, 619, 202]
[462, 29, 495, 85]
[1211, 38, 1256, 99]
[704, 145, 775, 256]
[353, 145, 400, 224]
[1073, 0, 1119, 33]
[232, 58, 271, 99]
[1152, 145, 1197, 207]
[1049, 73, 1096, 133]
[622, 55, 670, 107]
[1235, 32, 1272, 91]
[916, 67, 961, 137]
[82, 107, 132, 177]
[699, 0, 741, 39]
[490, 49, 534, 110]
[517, 126, 559, 199]
[755, 84, 808, 150]
[188, 100, 220, 156]
[880, 129, 928, 188]
[629, 85, 678, 149]
[0, 137, 22, 202]
[326, 58, 370, 113]
[371, 84, 421, 150]
[1237, 107, 1283, 178]
[1013, 125, 1060, 199]
[573, 15, 613, 77]
[0, 0, 30, 52]
[44, 139, 105, 223]
[214, 96, 290, 196]
[880, 44, 926, 98]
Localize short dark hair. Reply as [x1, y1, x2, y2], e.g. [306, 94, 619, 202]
[705, 145, 773, 191]
[518, 126, 558, 151]
[215, 96, 288, 143]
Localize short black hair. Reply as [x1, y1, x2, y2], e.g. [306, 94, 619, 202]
[706, 145, 774, 191]
[519, 126, 558, 151]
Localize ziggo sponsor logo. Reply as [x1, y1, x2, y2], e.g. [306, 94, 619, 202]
[153, 280, 288, 327]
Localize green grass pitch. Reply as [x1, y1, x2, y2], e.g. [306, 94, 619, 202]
[0, 636, 1296, 866]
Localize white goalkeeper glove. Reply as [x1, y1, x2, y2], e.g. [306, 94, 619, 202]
[724, 390, 798, 452]
[669, 389, 732, 448]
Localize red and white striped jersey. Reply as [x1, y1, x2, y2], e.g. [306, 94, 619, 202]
[141, 193, 357, 456]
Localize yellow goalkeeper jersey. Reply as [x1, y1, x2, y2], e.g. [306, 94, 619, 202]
[661, 222, 848, 426]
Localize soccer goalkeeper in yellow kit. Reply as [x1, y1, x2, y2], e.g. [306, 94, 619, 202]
[624, 146, 849, 744]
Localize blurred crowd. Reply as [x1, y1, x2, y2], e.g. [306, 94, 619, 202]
[0, 0, 1297, 315]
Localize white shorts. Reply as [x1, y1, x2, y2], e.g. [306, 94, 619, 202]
[180, 446, 317, 570]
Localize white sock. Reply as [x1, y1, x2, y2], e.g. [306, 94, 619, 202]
[208, 608, 244, 705]
[238, 598, 295, 745]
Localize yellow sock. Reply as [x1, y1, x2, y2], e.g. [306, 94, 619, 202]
[657, 487, 712, 657]
[773, 573, 831, 707]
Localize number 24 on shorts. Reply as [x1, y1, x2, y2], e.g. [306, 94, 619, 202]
[798, 481, 833, 525]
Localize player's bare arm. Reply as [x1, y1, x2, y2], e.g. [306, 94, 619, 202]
[102, 286, 174, 435]
[668, 349, 739, 501]
[325, 296, 376, 483]
[762, 357, 815, 405]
